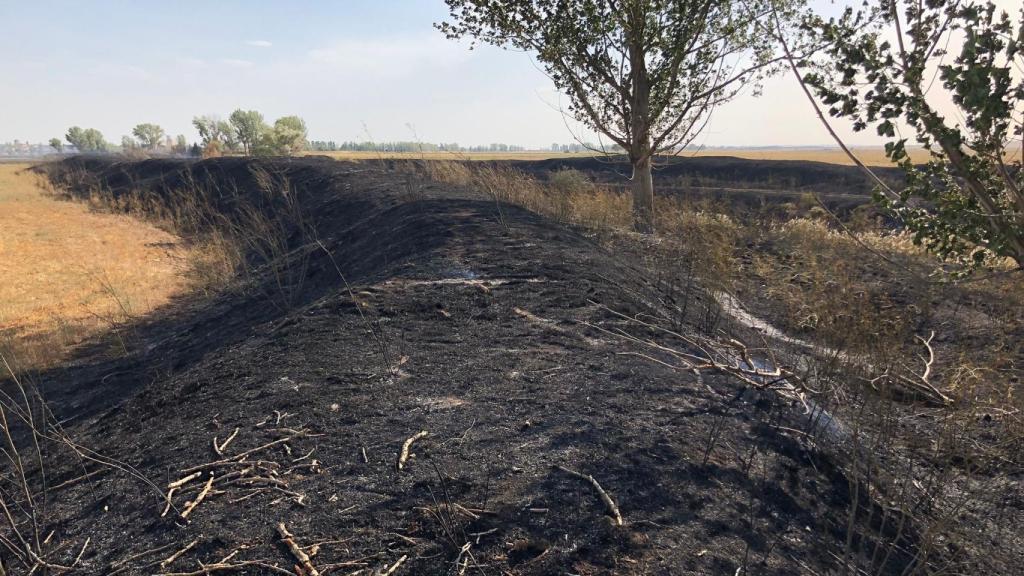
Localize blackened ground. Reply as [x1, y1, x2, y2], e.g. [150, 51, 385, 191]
[500, 154, 905, 213]
[17, 157, 944, 575]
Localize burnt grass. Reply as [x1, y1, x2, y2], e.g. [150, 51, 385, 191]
[500, 154, 904, 214]
[6, 156, 999, 575]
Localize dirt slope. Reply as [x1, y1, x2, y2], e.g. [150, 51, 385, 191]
[16, 157, 939, 575]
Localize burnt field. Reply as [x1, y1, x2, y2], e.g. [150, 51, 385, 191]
[1, 156, 1019, 575]
[502, 154, 905, 213]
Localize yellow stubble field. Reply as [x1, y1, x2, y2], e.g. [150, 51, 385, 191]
[0, 162, 194, 370]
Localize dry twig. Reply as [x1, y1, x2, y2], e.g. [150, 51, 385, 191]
[899, 331, 952, 405]
[160, 559, 294, 575]
[181, 474, 214, 519]
[159, 538, 199, 569]
[213, 427, 240, 456]
[380, 554, 408, 576]
[277, 522, 321, 576]
[553, 465, 624, 526]
[168, 471, 202, 489]
[396, 431, 428, 471]
[584, 303, 815, 408]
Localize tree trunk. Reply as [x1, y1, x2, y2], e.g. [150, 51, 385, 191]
[632, 155, 655, 233]
[626, 6, 653, 234]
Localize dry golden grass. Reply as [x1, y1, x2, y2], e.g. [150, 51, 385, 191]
[682, 147, 924, 165]
[417, 159, 1021, 382]
[688, 145, 1016, 165]
[0, 163, 195, 369]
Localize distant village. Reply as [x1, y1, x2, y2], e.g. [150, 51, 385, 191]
[0, 141, 65, 158]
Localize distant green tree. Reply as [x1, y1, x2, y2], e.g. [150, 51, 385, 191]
[193, 116, 228, 144]
[803, 0, 1024, 269]
[121, 135, 137, 151]
[48, 138, 63, 153]
[251, 135, 278, 157]
[193, 115, 238, 155]
[65, 127, 86, 150]
[438, 0, 802, 232]
[272, 116, 308, 156]
[229, 109, 268, 155]
[65, 126, 107, 152]
[132, 123, 165, 149]
[174, 135, 188, 154]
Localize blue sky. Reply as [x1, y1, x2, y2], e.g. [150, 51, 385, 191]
[0, 0, 998, 147]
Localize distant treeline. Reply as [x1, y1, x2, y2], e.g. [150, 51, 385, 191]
[307, 141, 622, 153]
[308, 141, 525, 152]
[7, 128, 621, 158]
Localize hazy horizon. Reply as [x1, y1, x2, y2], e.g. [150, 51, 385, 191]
[1, 0, 1016, 148]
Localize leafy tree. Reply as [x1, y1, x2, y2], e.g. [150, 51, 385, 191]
[193, 115, 238, 155]
[803, 0, 1024, 269]
[132, 123, 165, 149]
[174, 135, 188, 154]
[272, 116, 308, 156]
[251, 133, 279, 157]
[438, 0, 799, 231]
[65, 126, 107, 153]
[229, 109, 268, 155]
[121, 135, 137, 151]
[65, 127, 86, 150]
[193, 116, 230, 144]
[48, 138, 63, 153]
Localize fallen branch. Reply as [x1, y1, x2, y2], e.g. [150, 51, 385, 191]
[396, 431, 428, 471]
[514, 307, 570, 334]
[274, 410, 293, 426]
[553, 465, 623, 526]
[162, 469, 205, 517]
[210, 466, 255, 486]
[159, 538, 199, 569]
[385, 532, 421, 547]
[180, 474, 214, 519]
[108, 542, 180, 575]
[229, 434, 308, 461]
[276, 522, 320, 576]
[159, 559, 294, 575]
[38, 469, 108, 496]
[228, 488, 269, 504]
[213, 428, 240, 456]
[380, 554, 408, 576]
[897, 331, 952, 405]
[160, 488, 178, 518]
[455, 543, 471, 576]
[168, 471, 202, 490]
[70, 536, 90, 569]
[583, 303, 816, 408]
[182, 433, 306, 474]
